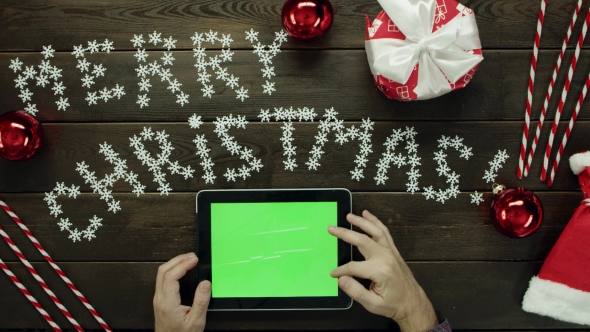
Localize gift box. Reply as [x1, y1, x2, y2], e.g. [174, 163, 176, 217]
[365, 0, 484, 101]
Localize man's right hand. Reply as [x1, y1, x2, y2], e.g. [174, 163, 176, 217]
[328, 211, 439, 332]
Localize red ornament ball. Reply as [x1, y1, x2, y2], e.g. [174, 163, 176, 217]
[0, 110, 44, 161]
[490, 185, 543, 238]
[282, 0, 334, 40]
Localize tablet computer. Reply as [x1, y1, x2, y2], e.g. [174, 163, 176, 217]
[196, 188, 352, 310]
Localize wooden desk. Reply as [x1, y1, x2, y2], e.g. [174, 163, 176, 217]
[0, 0, 588, 330]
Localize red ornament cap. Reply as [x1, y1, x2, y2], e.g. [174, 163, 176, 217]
[282, 0, 334, 40]
[0, 110, 44, 161]
[490, 185, 544, 239]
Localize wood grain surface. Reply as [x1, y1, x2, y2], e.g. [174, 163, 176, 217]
[1, 0, 589, 50]
[0, 192, 583, 263]
[1, 0, 589, 330]
[0, 122, 586, 193]
[1, 50, 590, 122]
[0, 262, 587, 330]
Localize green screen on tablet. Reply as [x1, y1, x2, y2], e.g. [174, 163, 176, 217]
[210, 202, 338, 298]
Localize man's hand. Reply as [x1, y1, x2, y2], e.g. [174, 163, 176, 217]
[328, 211, 438, 332]
[154, 253, 211, 332]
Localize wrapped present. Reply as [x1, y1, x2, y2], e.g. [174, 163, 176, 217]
[365, 0, 484, 101]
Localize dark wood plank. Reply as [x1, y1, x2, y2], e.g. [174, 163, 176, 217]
[1, 1, 586, 331]
[0, 0, 588, 50]
[0, 192, 582, 262]
[0, 262, 586, 329]
[2, 49, 590, 122]
[0, 122, 586, 193]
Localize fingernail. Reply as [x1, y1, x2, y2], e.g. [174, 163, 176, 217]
[200, 281, 211, 292]
[328, 226, 336, 232]
[187, 252, 197, 259]
[339, 276, 349, 288]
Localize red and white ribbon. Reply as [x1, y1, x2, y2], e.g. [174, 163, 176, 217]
[366, 0, 483, 100]
[0, 257, 61, 331]
[517, 0, 547, 179]
[0, 225, 82, 331]
[547, 73, 590, 186]
[0, 199, 111, 331]
[523, 0, 583, 177]
[541, 9, 590, 181]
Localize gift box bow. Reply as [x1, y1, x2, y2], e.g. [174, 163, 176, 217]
[366, 0, 483, 100]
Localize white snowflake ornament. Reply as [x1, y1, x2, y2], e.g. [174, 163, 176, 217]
[424, 135, 472, 204]
[191, 30, 247, 100]
[11, 46, 71, 114]
[470, 191, 484, 205]
[73, 39, 125, 107]
[245, 29, 288, 95]
[375, 127, 421, 193]
[483, 150, 510, 183]
[132, 31, 189, 108]
[9, 58, 23, 73]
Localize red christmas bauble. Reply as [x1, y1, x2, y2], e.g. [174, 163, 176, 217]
[0, 110, 44, 161]
[281, 0, 334, 40]
[490, 185, 543, 238]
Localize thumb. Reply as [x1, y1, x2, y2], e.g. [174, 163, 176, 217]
[189, 280, 211, 327]
[338, 276, 381, 315]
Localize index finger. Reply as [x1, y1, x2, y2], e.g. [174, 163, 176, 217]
[346, 213, 390, 249]
[330, 261, 374, 280]
[161, 256, 199, 305]
[328, 226, 378, 257]
[362, 210, 400, 257]
[156, 253, 196, 293]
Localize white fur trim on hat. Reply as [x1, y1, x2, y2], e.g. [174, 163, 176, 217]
[522, 276, 590, 325]
[570, 151, 590, 175]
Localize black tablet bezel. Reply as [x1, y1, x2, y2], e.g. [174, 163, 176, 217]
[196, 188, 352, 310]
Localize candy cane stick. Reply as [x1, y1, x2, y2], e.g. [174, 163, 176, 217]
[517, 0, 547, 179]
[0, 225, 83, 331]
[541, 8, 590, 181]
[547, 73, 590, 186]
[0, 257, 61, 331]
[524, 0, 583, 177]
[0, 199, 112, 332]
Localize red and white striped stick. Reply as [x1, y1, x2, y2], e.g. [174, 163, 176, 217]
[547, 73, 590, 186]
[0, 257, 62, 331]
[523, 0, 583, 177]
[517, 0, 547, 179]
[0, 199, 112, 332]
[0, 225, 83, 331]
[541, 8, 590, 181]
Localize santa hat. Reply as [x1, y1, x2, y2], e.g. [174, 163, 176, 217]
[522, 151, 590, 325]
